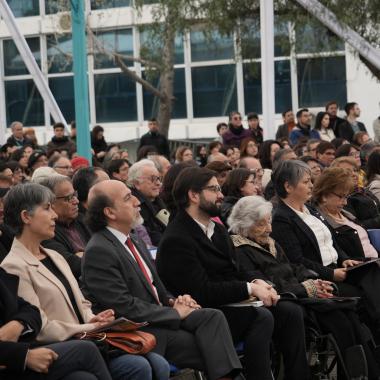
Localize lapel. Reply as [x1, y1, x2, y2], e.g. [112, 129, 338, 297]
[11, 239, 82, 320]
[101, 229, 159, 302]
[176, 210, 237, 266]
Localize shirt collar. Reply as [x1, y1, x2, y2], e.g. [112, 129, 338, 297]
[107, 226, 129, 246]
[192, 217, 215, 240]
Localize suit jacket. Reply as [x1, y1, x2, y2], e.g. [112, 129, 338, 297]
[337, 120, 367, 142]
[156, 210, 250, 308]
[42, 217, 91, 279]
[138, 131, 170, 159]
[82, 228, 181, 329]
[271, 200, 349, 281]
[1, 239, 95, 342]
[0, 268, 41, 372]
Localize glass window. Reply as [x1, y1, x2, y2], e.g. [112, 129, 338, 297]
[143, 68, 186, 120]
[241, 20, 261, 60]
[191, 30, 234, 62]
[296, 22, 344, 54]
[274, 16, 290, 57]
[192, 65, 237, 118]
[47, 34, 73, 73]
[94, 29, 133, 69]
[94, 73, 137, 122]
[297, 56, 347, 108]
[244, 60, 292, 114]
[45, 0, 69, 14]
[49, 76, 75, 123]
[140, 29, 184, 65]
[5, 79, 44, 126]
[91, 0, 131, 10]
[6, 0, 39, 17]
[3, 38, 41, 76]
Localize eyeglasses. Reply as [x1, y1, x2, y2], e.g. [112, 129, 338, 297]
[55, 191, 78, 202]
[202, 185, 222, 193]
[140, 175, 163, 183]
[233, 116, 242, 121]
[332, 192, 348, 200]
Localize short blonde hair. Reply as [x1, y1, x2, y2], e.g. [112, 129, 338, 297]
[330, 156, 359, 170]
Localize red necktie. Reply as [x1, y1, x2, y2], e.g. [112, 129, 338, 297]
[125, 237, 159, 304]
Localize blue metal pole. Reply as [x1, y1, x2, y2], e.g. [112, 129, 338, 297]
[71, 0, 91, 163]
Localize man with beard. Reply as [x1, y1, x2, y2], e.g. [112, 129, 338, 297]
[81, 180, 245, 380]
[156, 167, 309, 380]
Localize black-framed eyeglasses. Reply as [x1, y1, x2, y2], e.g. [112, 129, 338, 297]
[140, 175, 163, 183]
[202, 185, 222, 193]
[55, 191, 78, 202]
[332, 192, 348, 200]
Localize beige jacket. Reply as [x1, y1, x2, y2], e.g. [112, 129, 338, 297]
[1, 239, 96, 342]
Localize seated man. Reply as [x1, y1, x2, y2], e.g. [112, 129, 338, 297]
[81, 180, 269, 380]
[0, 267, 111, 380]
[38, 175, 91, 279]
[127, 159, 168, 246]
[106, 159, 129, 183]
[156, 167, 309, 380]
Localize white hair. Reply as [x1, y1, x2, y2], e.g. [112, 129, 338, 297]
[10, 121, 22, 130]
[228, 195, 273, 236]
[127, 159, 157, 187]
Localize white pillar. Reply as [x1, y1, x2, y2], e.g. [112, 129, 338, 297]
[0, 0, 68, 130]
[260, 0, 276, 139]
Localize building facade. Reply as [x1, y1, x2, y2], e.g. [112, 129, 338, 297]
[1, 0, 379, 143]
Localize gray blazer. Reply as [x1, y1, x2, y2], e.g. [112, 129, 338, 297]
[81, 228, 181, 329]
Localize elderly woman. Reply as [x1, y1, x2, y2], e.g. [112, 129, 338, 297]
[271, 160, 380, 339]
[228, 195, 380, 379]
[1, 183, 170, 380]
[313, 167, 378, 259]
[220, 168, 258, 224]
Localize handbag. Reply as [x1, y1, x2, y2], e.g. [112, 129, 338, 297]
[77, 330, 156, 355]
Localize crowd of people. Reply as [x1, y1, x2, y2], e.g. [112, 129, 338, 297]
[1, 100, 380, 380]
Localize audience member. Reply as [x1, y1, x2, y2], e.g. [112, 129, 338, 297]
[304, 139, 321, 159]
[373, 115, 380, 143]
[205, 161, 232, 187]
[174, 146, 193, 163]
[148, 155, 171, 179]
[91, 125, 108, 161]
[353, 131, 371, 147]
[71, 156, 90, 173]
[49, 155, 74, 177]
[366, 150, 380, 202]
[47, 123, 76, 157]
[238, 157, 264, 194]
[223, 111, 251, 148]
[247, 112, 263, 144]
[7, 121, 32, 147]
[240, 138, 259, 158]
[82, 179, 243, 380]
[316, 141, 335, 168]
[23, 127, 39, 149]
[157, 167, 309, 380]
[215, 122, 228, 143]
[314, 112, 335, 142]
[276, 109, 295, 140]
[208, 141, 222, 155]
[106, 159, 129, 183]
[138, 118, 170, 159]
[300, 156, 322, 183]
[28, 150, 48, 175]
[289, 109, 320, 145]
[338, 102, 367, 142]
[325, 101, 345, 135]
[195, 145, 208, 167]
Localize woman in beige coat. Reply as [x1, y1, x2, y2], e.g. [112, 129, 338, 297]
[1, 182, 169, 380]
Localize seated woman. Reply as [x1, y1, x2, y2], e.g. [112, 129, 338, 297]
[1, 183, 170, 380]
[0, 267, 112, 380]
[271, 160, 380, 336]
[331, 156, 380, 229]
[313, 167, 378, 258]
[220, 168, 258, 224]
[228, 195, 380, 379]
[367, 150, 380, 202]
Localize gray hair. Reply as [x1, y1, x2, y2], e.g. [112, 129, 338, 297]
[10, 121, 22, 130]
[272, 160, 311, 198]
[148, 155, 164, 173]
[36, 174, 71, 194]
[228, 196, 273, 236]
[127, 159, 157, 187]
[4, 183, 55, 235]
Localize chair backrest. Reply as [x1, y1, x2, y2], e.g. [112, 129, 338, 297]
[367, 229, 380, 252]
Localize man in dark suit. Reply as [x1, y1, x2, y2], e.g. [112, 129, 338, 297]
[337, 102, 367, 142]
[82, 179, 243, 380]
[138, 118, 170, 159]
[156, 167, 309, 380]
[0, 268, 112, 380]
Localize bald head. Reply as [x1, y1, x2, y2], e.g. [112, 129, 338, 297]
[87, 179, 142, 234]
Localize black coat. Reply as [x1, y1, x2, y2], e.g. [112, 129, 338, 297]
[131, 189, 167, 247]
[345, 189, 380, 229]
[156, 210, 252, 308]
[42, 217, 91, 279]
[138, 131, 170, 159]
[271, 200, 349, 281]
[6, 135, 32, 148]
[233, 236, 310, 298]
[220, 195, 239, 226]
[0, 268, 41, 372]
[0, 225, 14, 263]
[337, 120, 367, 142]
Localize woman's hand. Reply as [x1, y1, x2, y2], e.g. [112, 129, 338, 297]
[89, 309, 115, 324]
[26, 348, 58, 373]
[314, 280, 334, 298]
[0, 320, 24, 342]
[342, 259, 362, 268]
[333, 268, 347, 282]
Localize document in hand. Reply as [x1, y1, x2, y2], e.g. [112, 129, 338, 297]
[346, 258, 380, 272]
[90, 317, 148, 333]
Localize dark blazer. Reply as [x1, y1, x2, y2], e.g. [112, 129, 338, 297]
[337, 120, 367, 143]
[82, 228, 181, 329]
[138, 131, 170, 159]
[275, 124, 289, 140]
[271, 200, 349, 281]
[42, 217, 91, 279]
[131, 188, 167, 246]
[0, 225, 14, 263]
[0, 268, 41, 372]
[6, 135, 32, 148]
[345, 189, 380, 229]
[156, 210, 251, 308]
[233, 236, 311, 298]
